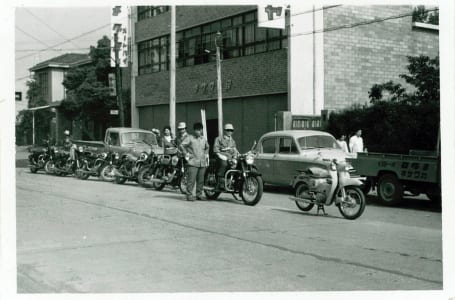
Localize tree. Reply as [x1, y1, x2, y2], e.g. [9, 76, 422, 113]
[15, 76, 53, 145]
[412, 6, 439, 25]
[60, 36, 120, 139]
[327, 55, 440, 154]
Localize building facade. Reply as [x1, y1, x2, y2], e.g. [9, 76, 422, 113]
[131, 5, 439, 152]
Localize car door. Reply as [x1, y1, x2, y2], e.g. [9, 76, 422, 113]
[273, 136, 302, 186]
[254, 137, 277, 184]
[105, 131, 122, 154]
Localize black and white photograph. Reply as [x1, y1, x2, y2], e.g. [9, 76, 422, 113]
[1, 0, 455, 299]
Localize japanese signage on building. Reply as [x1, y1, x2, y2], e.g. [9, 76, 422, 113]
[111, 6, 129, 67]
[257, 5, 287, 29]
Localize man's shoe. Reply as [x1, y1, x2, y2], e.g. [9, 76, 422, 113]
[186, 196, 195, 201]
[196, 195, 203, 200]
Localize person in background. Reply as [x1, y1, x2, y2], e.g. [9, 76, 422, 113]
[349, 129, 364, 155]
[161, 125, 175, 148]
[213, 123, 239, 190]
[337, 134, 349, 153]
[179, 122, 209, 201]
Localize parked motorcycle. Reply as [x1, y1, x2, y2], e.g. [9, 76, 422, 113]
[75, 150, 118, 181]
[136, 150, 159, 187]
[203, 151, 263, 206]
[28, 139, 52, 173]
[143, 147, 187, 193]
[113, 151, 148, 184]
[289, 159, 366, 220]
[45, 145, 82, 176]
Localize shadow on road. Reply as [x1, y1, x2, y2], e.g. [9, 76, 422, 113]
[365, 194, 441, 213]
[270, 207, 344, 220]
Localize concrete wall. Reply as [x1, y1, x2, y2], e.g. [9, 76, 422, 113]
[138, 94, 287, 153]
[136, 49, 287, 106]
[323, 5, 439, 111]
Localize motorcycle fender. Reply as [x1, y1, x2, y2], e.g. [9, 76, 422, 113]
[245, 170, 261, 177]
[340, 177, 365, 187]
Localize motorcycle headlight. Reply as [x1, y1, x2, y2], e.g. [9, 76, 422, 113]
[330, 162, 337, 171]
[78, 146, 84, 152]
[100, 152, 108, 159]
[245, 154, 254, 165]
[140, 152, 148, 161]
[114, 153, 119, 159]
[229, 158, 237, 167]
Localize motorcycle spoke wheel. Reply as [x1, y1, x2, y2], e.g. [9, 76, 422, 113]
[241, 176, 263, 206]
[100, 165, 115, 182]
[179, 171, 188, 195]
[152, 168, 166, 190]
[294, 183, 315, 212]
[338, 186, 366, 220]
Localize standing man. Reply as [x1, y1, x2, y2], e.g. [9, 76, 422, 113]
[349, 129, 364, 155]
[179, 122, 209, 201]
[213, 123, 239, 190]
[175, 122, 188, 148]
[62, 130, 76, 160]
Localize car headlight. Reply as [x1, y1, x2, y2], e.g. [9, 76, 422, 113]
[245, 154, 254, 165]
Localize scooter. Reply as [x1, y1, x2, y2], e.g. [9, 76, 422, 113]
[289, 159, 366, 220]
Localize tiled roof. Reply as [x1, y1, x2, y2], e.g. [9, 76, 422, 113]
[30, 53, 91, 71]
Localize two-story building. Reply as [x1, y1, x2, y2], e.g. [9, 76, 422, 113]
[28, 53, 91, 143]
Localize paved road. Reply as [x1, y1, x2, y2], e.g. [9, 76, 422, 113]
[16, 167, 442, 292]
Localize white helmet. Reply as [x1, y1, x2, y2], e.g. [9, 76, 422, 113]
[224, 123, 234, 131]
[64, 130, 70, 136]
[177, 122, 186, 129]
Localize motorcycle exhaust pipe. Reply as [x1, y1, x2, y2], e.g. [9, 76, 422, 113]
[289, 196, 314, 204]
[148, 178, 164, 184]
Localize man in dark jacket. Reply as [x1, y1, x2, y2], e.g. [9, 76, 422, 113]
[213, 123, 239, 190]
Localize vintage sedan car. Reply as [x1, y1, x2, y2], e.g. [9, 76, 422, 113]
[254, 130, 353, 187]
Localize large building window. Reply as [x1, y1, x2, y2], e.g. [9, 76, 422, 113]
[137, 10, 286, 74]
[138, 36, 169, 75]
[176, 10, 287, 67]
[37, 71, 49, 101]
[137, 6, 170, 21]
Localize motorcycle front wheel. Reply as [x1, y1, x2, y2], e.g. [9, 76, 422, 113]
[294, 183, 315, 211]
[77, 165, 90, 180]
[100, 165, 115, 182]
[44, 160, 54, 175]
[241, 176, 263, 206]
[178, 170, 188, 194]
[338, 186, 366, 220]
[137, 166, 153, 187]
[151, 167, 166, 190]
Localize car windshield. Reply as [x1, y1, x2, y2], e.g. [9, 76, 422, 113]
[297, 135, 341, 150]
[121, 132, 157, 145]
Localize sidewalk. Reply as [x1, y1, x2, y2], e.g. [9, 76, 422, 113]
[16, 145, 30, 168]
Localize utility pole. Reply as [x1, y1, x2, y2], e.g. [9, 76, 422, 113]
[114, 32, 125, 127]
[215, 31, 223, 138]
[32, 110, 35, 145]
[169, 6, 176, 135]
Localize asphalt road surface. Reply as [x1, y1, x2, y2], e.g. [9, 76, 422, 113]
[16, 166, 442, 292]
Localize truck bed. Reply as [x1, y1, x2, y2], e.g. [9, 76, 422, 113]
[348, 152, 439, 184]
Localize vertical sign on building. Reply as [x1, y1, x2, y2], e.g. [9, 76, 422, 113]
[257, 4, 286, 29]
[111, 6, 128, 67]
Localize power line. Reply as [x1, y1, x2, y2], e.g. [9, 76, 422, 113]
[15, 22, 111, 61]
[15, 25, 53, 49]
[23, 7, 79, 48]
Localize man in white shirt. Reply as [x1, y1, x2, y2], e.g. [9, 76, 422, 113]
[349, 130, 364, 154]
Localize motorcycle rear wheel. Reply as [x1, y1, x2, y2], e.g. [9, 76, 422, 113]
[29, 166, 38, 173]
[338, 186, 366, 220]
[241, 176, 263, 206]
[77, 166, 90, 180]
[294, 183, 315, 211]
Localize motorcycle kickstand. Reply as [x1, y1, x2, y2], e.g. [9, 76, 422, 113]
[317, 204, 328, 216]
[232, 193, 239, 201]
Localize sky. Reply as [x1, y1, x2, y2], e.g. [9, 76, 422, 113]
[15, 7, 111, 113]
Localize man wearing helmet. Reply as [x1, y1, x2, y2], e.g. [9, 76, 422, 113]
[62, 130, 76, 160]
[213, 123, 239, 190]
[175, 122, 188, 148]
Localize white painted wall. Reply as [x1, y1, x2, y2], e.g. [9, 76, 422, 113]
[50, 69, 65, 102]
[289, 4, 324, 116]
